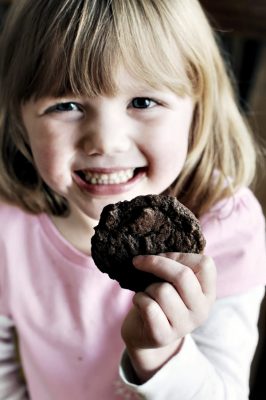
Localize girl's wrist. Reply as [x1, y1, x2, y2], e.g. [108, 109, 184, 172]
[126, 337, 184, 383]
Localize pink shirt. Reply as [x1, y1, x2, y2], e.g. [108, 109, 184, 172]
[201, 187, 266, 297]
[0, 187, 265, 399]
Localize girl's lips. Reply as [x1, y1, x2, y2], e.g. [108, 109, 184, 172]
[73, 167, 147, 195]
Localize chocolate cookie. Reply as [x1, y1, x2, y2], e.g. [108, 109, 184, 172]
[91, 194, 206, 292]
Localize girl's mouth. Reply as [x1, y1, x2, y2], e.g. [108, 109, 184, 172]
[74, 167, 147, 195]
[77, 168, 135, 185]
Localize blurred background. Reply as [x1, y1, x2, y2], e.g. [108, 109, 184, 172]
[0, 0, 266, 398]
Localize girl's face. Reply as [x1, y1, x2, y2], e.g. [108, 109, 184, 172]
[21, 68, 194, 221]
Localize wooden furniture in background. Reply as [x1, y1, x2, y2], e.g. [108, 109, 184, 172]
[200, 0, 266, 39]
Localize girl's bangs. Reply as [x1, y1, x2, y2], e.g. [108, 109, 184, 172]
[25, 1, 194, 101]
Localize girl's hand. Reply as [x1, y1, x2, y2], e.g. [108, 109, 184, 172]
[121, 253, 216, 382]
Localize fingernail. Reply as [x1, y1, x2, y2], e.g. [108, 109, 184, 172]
[132, 255, 146, 265]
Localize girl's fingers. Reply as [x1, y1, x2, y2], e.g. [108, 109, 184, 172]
[131, 253, 217, 345]
[144, 266, 207, 320]
[132, 291, 174, 344]
[144, 282, 189, 328]
[159, 252, 216, 300]
[133, 253, 216, 302]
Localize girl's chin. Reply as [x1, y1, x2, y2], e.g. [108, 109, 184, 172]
[76, 190, 150, 222]
[81, 195, 133, 219]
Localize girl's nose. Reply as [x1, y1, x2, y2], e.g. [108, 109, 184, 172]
[82, 110, 132, 156]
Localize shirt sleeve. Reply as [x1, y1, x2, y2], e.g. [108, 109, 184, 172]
[201, 187, 266, 297]
[119, 286, 265, 399]
[0, 315, 29, 400]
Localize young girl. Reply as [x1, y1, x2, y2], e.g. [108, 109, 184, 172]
[0, 0, 265, 399]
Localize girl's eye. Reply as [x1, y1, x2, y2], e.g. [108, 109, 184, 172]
[46, 102, 82, 113]
[131, 98, 157, 109]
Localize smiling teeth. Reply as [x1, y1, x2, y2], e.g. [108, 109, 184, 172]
[84, 169, 135, 184]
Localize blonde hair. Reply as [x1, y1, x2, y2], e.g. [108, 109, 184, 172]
[0, 0, 257, 216]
